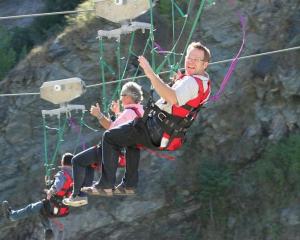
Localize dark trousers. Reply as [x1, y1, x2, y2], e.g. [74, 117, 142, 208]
[96, 118, 160, 189]
[71, 145, 101, 196]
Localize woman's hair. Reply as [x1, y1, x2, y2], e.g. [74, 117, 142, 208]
[120, 82, 143, 103]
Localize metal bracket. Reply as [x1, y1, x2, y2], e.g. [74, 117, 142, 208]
[97, 21, 151, 41]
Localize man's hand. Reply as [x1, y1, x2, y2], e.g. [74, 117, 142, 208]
[45, 188, 56, 200]
[138, 56, 154, 77]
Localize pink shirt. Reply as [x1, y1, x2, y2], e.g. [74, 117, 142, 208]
[110, 103, 144, 129]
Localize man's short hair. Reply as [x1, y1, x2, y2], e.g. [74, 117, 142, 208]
[61, 153, 73, 166]
[187, 42, 211, 62]
[120, 82, 143, 103]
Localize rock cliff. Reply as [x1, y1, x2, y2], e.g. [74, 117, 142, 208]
[0, 0, 299, 239]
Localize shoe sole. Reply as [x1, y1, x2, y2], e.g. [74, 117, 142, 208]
[63, 200, 88, 207]
[113, 191, 136, 196]
[81, 187, 113, 197]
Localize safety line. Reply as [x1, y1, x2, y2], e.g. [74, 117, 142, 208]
[0, 45, 299, 97]
[0, 9, 95, 20]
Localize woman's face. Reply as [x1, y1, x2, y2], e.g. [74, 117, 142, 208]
[120, 94, 134, 106]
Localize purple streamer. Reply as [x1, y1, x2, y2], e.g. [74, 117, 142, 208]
[68, 117, 87, 151]
[154, 42, 168, 55]
[210, 13, 246, 102]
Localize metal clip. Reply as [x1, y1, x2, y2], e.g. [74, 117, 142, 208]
[157, 112, 167, 121]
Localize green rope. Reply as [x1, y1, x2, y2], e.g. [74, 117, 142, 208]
[73, 111, 85, 154]
[110, 40, 122, 102]
[48, 115, 68, 175]
[133, 35, 152, 80]
[155, 0, 206, 74]
[171, 0, 186, 17]
[155, 0, 192, 74]
[81, 118, 101, 132]
[177, 0, 207, 67]
[149, 0, 156, 70]
[102, 59, 116, 75]
[171, 0, 176, 66]
[42, 116, 49, 177]
[121, 31, 136, 79]
[108, 31, 137, 105]
[99, 38, 107, 113]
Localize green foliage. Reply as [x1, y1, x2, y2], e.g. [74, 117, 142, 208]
[10, 27, 33, 60]
[253, 134, 300, 198]
[30, 0, 85, 43]
[197, 160, 233, 201]
[0, 26, 16, 80]
[196, 160, 233, 223]
[0, 0, 85, 80]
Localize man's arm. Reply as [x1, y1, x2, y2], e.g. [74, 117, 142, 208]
[138, 56, 178, 105]
[46, 171, 65, 199]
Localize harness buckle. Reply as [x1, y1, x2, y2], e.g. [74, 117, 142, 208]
[157, 112, 167, 121]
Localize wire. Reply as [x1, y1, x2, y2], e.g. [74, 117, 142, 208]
[210, 46, 300, 65]
[0, 45, 299, 97]
[0, 92, 40, 97]
[0, 9, 95, 20]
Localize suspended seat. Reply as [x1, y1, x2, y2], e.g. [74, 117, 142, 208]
[40, 77, 86, 116]
[94, 0, 154, 23]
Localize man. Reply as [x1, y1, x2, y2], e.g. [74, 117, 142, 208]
[82, 41, 211, 196]
[63, 82, 144, 206]
[2, 153, 74, 240]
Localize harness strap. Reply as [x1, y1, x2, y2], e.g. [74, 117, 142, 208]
[125, 106, 142, 118]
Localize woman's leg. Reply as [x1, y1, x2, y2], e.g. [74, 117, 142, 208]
[72, 145, 101, 196]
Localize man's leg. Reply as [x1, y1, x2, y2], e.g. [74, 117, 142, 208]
[64, 146, 100, 206]
[9, 201, 44, 221]
[83, 166, 95, 189]
[71, 146, 100, 196]
[98, 121, 149, 189]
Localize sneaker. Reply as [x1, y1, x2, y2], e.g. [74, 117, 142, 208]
[113, 183, 136, 196]
[44, 229, 54, 240]
[81, 186, 113, 197]
[62, 195, 88, 207]
[2, 201, 12, 220]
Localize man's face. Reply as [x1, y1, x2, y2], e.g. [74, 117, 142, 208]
[184, 48, 208, 76]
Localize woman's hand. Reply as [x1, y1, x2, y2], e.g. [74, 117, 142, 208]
[90, 103, 102, 118]
[110, 100, 120, 115]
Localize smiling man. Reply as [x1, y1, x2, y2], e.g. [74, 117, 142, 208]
[82, 41, 212, 197]
[142, 42, 211, 117]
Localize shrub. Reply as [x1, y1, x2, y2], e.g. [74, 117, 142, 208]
[0, 26, 16, 80]
[196, 160, 233, 223]
[253, 134, 300, 197]
[0, 0, 85, 80]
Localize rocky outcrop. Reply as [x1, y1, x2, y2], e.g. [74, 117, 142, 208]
[0, 0, 299, 239]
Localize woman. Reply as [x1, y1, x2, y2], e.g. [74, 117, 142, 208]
[63, 81, 143, 207]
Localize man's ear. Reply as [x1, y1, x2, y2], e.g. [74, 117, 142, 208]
[203, 61, 209, 70]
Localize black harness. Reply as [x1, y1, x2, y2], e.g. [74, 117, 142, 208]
[142, 91, 202, 150]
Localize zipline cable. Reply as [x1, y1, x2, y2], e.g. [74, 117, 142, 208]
[0, 9, 95, 20]
[0, 45, 299, 97]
